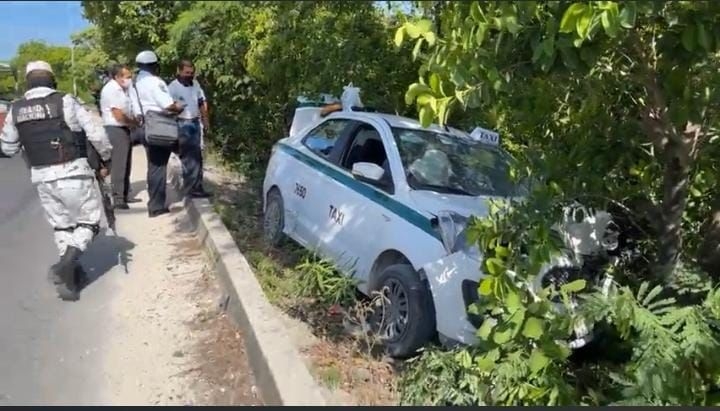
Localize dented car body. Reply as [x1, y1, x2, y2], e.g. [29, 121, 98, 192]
[262, 104, 618, 357]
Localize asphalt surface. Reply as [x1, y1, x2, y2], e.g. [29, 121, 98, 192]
[0, 155, 122, 405]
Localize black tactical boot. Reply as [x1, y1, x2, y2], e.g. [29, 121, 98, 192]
[55, 246, 82, 301]
[74, 264, 89, 290]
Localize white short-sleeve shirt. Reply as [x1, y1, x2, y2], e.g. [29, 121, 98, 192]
[130, 70, 174, 116]
[99, 79, 132, 126]
[168, 78, 206, 120]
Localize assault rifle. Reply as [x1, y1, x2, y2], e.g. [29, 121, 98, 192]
[87, 142, 128, 273]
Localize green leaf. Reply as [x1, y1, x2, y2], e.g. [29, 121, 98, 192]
[576, 7, 593, 38]
[479, 277, 494, 296]
[485, 257, 505, 275]
[493, 324, 513, 344]
[522, 317, 545, 339]
[506, 290, 522, 312]
[394, 27, 405, 48]
[470, 2, 485, 22]
[690, 186, 702, 197]
[406, 19, 432, 38]
[618, 2, 636, 29]
[477, 318, 496, 339]
[419, 105, 434, 127]
[560, 279, 586, 293]
[405, 83, 433, 105]
[423, 31, 437, 47]
[529, 348, 550, 374]
[429, 72, 440, 93]
[475, 348, 499, 372]
[476, 23, 487, 46]
[559, 3, 587, 33]
[697, 22, 711, 51]
[682, 25, 696, 52]
[600, 10, 619, 38]
[412, 38, 424, 60]
[495, 245, 510, 258]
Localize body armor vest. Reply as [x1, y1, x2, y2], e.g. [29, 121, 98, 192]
[12, 92, 87, 167]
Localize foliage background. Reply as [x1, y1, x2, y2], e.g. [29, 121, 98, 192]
[4, 0, 719, 405]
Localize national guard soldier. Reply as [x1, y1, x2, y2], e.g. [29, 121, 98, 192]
[0, 61, 113, 301]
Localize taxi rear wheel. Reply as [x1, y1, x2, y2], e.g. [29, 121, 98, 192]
[264, 188, 285, 246]
[374, 264, 436, 358]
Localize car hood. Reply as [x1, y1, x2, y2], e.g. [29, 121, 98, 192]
[408, 190, 520, 219]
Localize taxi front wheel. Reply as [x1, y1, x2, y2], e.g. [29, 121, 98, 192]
[375, 264, 437, 358]
[264, 188, 285, 246]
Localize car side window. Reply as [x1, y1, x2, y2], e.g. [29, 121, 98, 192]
[302, 119, 350, 159]
[341, 123, 394, 193]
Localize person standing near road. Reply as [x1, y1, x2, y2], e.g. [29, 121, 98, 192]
[167, 59, 211, 198]
[0, 61, 113, 301]
[129, 50, 186, 217]
[100, 63, 140, 209]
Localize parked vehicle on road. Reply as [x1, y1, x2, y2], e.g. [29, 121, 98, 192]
[262, 104, 622, 358]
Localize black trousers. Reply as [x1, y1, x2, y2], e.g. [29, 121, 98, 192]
[145, 143, 173, 214]
[105, 125, 133, 202]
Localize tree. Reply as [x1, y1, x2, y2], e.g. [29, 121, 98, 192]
[397, 0, 720, 281]
[394, 1, 720, 405]
[10, 41, 74, 95]
[81, 0, 191, 67]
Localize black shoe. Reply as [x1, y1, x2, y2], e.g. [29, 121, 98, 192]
[189, 191, 212, 199]
[125, 198, 142, 204]
[74, 265, 89, 290]
[55, 246, 82, 301]
[148, 208, 170, 218]
[114, 202, 130, 210]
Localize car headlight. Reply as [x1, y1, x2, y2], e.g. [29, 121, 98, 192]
[434, 210, 481, 259]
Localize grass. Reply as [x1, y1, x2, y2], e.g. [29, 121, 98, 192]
[201, 149, 399, 405]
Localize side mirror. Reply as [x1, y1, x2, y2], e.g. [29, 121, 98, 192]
[351, 162, 385, 184]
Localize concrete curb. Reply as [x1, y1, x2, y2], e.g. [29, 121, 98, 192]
[169, 167, 327, 406]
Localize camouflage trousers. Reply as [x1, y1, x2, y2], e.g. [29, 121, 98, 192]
[36, 176, 102, 256]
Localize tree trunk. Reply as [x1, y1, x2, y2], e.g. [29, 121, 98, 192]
[655, 144, 691, 281]
[698, 196, 720, 279]
[654, 122, 702, 281]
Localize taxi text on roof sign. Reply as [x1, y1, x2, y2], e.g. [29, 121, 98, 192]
[469, 127, 500, 146]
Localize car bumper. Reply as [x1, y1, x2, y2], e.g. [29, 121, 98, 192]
[422, 251, 482, 346]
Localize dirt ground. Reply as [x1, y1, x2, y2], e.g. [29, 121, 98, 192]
[200, 156, 399, 405]
[96, 146, 262, 406]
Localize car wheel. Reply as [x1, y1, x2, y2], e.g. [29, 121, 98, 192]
[374, 264, 436, 358]
[263, 188, 285, 246]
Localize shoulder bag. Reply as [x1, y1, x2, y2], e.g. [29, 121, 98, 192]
[132, 81, 179, 148]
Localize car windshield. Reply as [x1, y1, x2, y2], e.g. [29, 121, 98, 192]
[392, 127, 524, 197]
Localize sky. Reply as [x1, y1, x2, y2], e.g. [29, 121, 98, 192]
[0, 1, 88, 61]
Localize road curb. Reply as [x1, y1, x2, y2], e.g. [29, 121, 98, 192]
[169, 167, 328, 406]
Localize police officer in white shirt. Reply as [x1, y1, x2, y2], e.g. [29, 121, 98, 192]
[100, 63, 139, 209]
[167, 59, 211, 198]
[130, 50, 185, 217]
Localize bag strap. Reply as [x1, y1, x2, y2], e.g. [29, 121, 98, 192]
[132, 80, 145, 117]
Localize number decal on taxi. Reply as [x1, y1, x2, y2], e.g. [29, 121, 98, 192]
[295, 183, 307, 199]
[329, 205, 344, 226]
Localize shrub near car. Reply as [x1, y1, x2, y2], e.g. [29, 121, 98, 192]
[262, 107, 617, 358]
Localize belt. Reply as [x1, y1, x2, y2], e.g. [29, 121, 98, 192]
[105, 125, 130, 131]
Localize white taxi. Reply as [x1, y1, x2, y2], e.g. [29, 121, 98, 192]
[262, 107, 616, 358]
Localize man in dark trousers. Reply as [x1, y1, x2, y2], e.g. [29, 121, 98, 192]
[167, 59, 211, 198]
[100, 63, 140, 209]
[129, 50, 185, 217]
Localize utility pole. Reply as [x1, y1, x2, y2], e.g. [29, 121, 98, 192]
[71, 43, 77, 96]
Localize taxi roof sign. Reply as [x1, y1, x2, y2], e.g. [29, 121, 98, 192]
[469, 126, 500, 146]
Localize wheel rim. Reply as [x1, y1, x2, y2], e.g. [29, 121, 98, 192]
[264, 198, 282, 240]
[379, 278, 410, 342]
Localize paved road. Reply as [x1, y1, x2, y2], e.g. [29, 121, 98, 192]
[0, 155, 123, 405]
